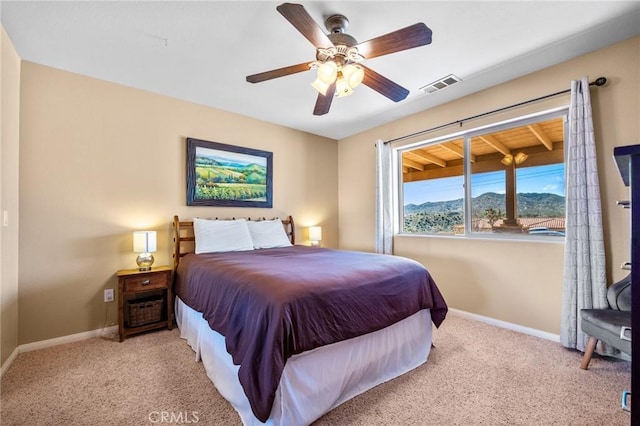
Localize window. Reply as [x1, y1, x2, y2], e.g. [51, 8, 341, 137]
[400, 111, 566, 238]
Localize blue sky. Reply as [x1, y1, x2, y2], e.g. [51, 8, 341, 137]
[403, 163, 565, 205]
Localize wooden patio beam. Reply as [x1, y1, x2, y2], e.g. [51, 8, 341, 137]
[478, 135, 510, 156]
[527, 124, 554, 151]
[410, 150, 447, 167]
[403, 157, 425, 171]
[441, 142, 476, 163]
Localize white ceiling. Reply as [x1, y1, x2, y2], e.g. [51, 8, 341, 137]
[2, 1, 639, 140]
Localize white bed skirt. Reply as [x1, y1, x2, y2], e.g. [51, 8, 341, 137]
[175, 297, 433, 426]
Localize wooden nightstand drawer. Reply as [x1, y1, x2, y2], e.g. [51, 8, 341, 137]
[116, 266, 173, 342]
[123, 273, 168, 292]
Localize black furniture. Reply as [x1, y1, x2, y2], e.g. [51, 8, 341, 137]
[580, 274, 631, 369]
[613, 144, 639, 421]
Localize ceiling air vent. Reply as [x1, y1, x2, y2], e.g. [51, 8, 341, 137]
[420, 74, 462, 94]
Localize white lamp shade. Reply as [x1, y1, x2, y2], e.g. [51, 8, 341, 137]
[317, 61, 338, 84]
[133, 231, 157, 253]
[308, 226, 322, 242]
[311, 78, 331, 96]
[335, 76, 353, 97]
[342, 64, 364, 88]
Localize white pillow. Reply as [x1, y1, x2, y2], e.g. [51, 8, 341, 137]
[193, 218, 255, 254]
[246, 219, 292, 249]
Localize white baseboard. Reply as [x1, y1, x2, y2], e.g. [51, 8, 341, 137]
[20, 325, 119, 353]
[1, 325, 118, 377]
[1, 347, 20, 377]
[449, 308, 560, 342]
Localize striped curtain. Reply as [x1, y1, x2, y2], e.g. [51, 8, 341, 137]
[560, 77, 608, 352]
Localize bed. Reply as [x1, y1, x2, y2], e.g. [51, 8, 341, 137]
[172, 215, 447, 425]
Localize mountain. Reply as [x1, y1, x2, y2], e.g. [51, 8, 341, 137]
[196, 153, 261, 169]
[405, 192, 565, 217]
[242, 163, 266, 173]
[516, 192, 565, 217]
[194, 155, 223, 167]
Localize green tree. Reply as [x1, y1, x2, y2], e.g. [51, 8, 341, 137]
[483, 207, 504, 228]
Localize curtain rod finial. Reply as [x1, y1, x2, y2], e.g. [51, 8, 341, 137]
[594, 77, 607, 87]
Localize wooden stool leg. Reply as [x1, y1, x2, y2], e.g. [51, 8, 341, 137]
[580, 336, 598, 370]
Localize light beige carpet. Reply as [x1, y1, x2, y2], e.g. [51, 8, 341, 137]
[1, 312, 630, 425]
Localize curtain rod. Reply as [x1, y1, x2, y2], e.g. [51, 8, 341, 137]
[383, 76, 607, 145]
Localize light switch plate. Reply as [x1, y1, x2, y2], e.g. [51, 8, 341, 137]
[104, 289, 114, 302]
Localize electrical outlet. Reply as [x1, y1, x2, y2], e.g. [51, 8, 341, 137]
[104, 289, 114, 303]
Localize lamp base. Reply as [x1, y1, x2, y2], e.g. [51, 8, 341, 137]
[136, 253, 155, 271]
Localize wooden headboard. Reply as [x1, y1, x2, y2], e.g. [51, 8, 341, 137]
[172, 215, 295, 269]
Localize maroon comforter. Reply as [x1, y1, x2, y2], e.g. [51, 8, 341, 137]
[174, 245, 447, 422]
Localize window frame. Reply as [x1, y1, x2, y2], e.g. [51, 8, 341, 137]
[395, 106, 569, 241]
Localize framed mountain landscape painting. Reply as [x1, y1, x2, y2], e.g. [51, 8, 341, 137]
[186, 138, 273, 208]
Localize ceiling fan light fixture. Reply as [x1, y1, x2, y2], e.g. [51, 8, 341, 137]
[335, 72, 354, 97]
[311, 77, 331, 96]
[342, 64, 364, 89]
[317, 61, 338, 84]
[247, 3, 433, 115]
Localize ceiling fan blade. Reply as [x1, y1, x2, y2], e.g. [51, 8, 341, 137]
[355, 23, 432, 59]
[277, 3, 334, 48]
[246, 62, 312, 83]
[361, 65, 410, 102]
[313, 83, 336, 116]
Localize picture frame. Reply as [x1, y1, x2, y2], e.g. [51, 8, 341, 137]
[186, 138, 273, 208]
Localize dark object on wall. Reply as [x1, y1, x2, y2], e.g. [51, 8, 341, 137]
[186, 138, 273, 208]
[612, 143, 639, 421]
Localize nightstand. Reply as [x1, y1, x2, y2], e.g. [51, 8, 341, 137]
[117, 265, 173, 342]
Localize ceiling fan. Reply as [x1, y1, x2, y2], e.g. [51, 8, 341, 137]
[245, 3, 433, 116]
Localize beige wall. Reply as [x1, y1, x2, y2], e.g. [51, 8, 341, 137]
[1, 26, 21, 365]
[8, 34, 640, 345]
[338, 36, 640, 334]
[18, 62, 338, 344]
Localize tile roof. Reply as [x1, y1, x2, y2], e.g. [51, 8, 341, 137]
[469, 217, 565, 231]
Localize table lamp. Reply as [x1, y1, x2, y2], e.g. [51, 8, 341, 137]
[133, 230, 157, 271]
[308, 226, 322, 247]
